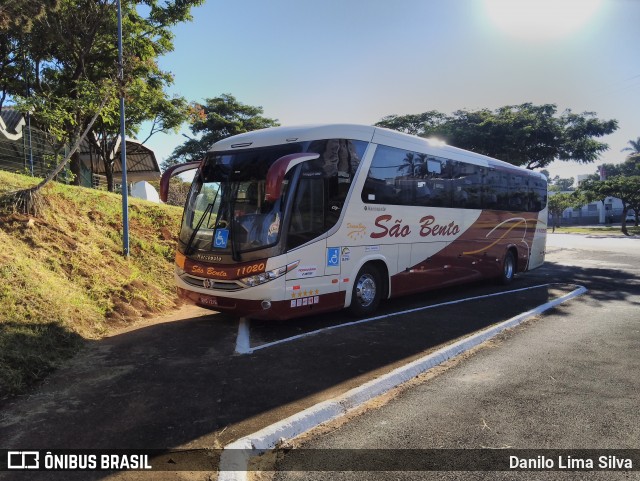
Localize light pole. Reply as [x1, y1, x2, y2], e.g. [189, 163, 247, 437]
[116, 0, 129, 257]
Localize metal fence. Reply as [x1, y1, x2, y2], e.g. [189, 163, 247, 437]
[0, 126, 71, 181]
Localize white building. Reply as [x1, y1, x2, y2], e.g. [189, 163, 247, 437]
[550, 189, 627, 225]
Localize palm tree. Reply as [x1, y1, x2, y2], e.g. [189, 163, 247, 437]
[398, 152, 428, 177]
[622, 137, 640, 157]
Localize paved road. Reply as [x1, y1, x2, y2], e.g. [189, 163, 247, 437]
[547, 232, 640, 255]
[1, 233, 638, 481]
[272, 234, 640, 480]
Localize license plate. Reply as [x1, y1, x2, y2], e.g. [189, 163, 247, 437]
[199, 296, 218, 307]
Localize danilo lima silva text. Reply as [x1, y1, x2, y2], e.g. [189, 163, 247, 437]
[510, 456, 633, 470]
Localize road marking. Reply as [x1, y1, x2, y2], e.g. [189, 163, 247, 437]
[221, 284, 587, 480]
[235, 318, 251, 354]
[234, 283, 576, 355]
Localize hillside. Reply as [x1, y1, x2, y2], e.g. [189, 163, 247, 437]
[0, 171, 185, 400]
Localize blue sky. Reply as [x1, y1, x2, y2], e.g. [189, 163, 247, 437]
[141, 0, 640, 181]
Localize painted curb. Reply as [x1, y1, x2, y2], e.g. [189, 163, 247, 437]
[219, 285, 587, 481]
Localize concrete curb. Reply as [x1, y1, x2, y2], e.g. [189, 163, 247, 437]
[218, 284, 587, 481]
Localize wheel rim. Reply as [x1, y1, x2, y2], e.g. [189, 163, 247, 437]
[504, 255, 514, 279]
[356, 273, 377, 307]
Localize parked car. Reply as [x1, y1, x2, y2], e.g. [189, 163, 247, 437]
[626, 211, 637, 223]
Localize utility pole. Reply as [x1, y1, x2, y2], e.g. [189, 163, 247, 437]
[116, 0, 129, 257]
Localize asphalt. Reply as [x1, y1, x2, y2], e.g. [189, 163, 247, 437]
[269, 235, 640, 480]
[1, 233, 638, 481]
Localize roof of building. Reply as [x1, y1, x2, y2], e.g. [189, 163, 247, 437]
[79, 138, 161, 181]
[0, 107, 26, 140]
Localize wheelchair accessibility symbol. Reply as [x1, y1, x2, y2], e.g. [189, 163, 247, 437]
[213, 229, 229, 249]
[327, 247, 340, 267]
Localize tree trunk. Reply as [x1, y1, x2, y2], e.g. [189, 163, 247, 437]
[621, 208, 629, 236]
[70, 151, 82, 186]
[105, 162, 114, 192]
[0, 95, 109, 216]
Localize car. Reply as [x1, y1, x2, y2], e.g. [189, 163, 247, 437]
[625, 211, 636, 223]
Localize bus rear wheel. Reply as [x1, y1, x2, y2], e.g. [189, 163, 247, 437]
[349, 264, 381, 317]
[499, 250, 516, 285]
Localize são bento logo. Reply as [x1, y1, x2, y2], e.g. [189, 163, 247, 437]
[370, 215, 460, 239]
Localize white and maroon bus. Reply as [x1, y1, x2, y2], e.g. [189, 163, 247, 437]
[162, 124, 547, 320]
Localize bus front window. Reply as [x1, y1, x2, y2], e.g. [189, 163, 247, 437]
[178, 139, 367, 259]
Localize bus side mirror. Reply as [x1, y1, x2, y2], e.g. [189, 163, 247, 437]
[159, 160, 203, 202]
[264, 153, 320, 202]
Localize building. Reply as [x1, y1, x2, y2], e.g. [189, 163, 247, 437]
[77, 137, 161, 189]
[0, 106, 56, 176]
[0, 107, 160, 189]
[550, 189, 627, 226]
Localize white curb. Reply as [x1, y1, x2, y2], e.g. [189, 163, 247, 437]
[219, 284, 587, 481]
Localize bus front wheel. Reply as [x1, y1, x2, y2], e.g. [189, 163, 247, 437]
[499, 250, 516, 285]
[349, 264, 381, 317]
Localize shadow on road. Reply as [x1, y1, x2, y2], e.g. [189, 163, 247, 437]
[2, 251, 637, 479]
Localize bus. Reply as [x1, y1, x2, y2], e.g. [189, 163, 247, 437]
[161, 124, 547, 320]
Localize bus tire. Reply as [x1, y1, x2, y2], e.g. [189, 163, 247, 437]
[499, 250, 516, 285]
[349, 264, 381, 317]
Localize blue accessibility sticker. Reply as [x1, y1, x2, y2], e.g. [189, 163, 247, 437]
[213, 229, 229, 249]
[327, 247, 340, 267]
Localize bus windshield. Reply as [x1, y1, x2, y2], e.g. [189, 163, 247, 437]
[179, 143, 303, 257]
[178, 138, 367, 260]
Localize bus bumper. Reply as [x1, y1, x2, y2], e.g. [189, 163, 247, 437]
[176, 287, 344, 321]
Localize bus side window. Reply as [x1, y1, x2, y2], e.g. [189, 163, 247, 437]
[326, 175, 349, 228]
[287, 177, 325, 250]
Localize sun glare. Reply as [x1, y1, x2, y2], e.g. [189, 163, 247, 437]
[484, 0, 603, 42]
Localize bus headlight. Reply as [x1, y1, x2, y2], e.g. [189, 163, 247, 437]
[240, 260, 300, 287]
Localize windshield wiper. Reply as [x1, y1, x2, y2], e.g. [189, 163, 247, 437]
[184, 188, 220, 256]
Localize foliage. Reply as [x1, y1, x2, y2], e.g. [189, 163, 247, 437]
[163, 94, 280, 169]
[548, 176, 575, 192]
[376, 103, 618, 170]
[596, 154, 640, 179]
[0, 0, 60, 31]
[0, 0, 60, 109]
[577, 176, 640, 235]
[621, 137, 640, 156]
[547, 192, 583, 231]
[3, 0, 202, 191]
[552, 225, 640, 236]
[148, 177, 191, 207]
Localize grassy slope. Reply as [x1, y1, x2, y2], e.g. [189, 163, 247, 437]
[0, 171, 184, 399]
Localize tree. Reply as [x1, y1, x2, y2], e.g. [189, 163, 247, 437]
[5, 0, 201, 190]
[578, 177, 640, 235]
[547, 192, 582, 232]
[622, 137, 640, 157]
[149, 176, 190, 207]
[376, 103, 618, 170]
[0, 0, 60, 110]
[376, 111, 446, 136]
[596, 155, 640, 180]
[88, 82, 189, 190]
[1, 93, 110, 215]
[549, 176, 575, 192]
[163, 94, 280, 169]
[0, 0, 59, 31]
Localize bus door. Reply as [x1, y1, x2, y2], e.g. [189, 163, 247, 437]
[285, 172, 340, 310]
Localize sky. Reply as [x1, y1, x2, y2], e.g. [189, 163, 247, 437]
[140, 0, 640, 183]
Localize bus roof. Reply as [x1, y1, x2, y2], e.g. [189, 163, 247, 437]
[210, 123, 545, 179]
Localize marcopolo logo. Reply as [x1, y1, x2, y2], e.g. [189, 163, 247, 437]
[8, 451, 40, 469]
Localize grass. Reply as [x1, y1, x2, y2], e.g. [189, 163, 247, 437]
[551, 225, 640, 236]
[0, 171, 184, 400]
